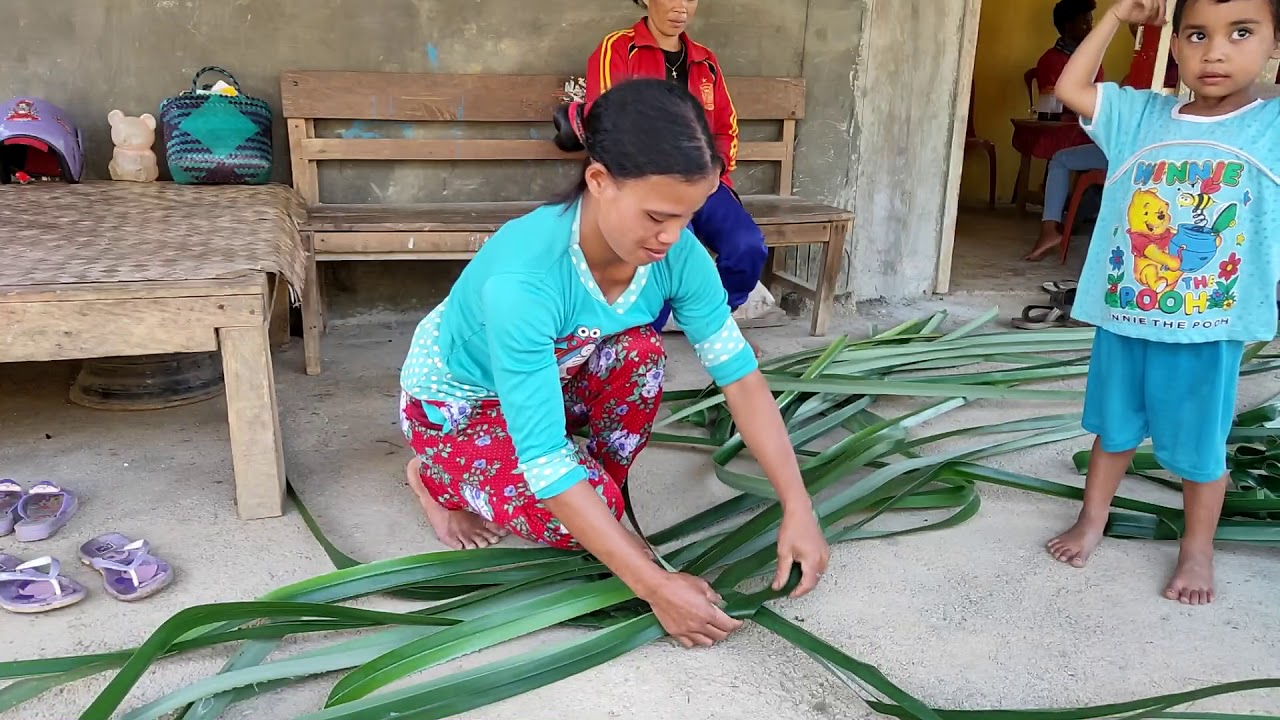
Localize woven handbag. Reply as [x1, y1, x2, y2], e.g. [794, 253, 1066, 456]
[159, 66, 272, 185]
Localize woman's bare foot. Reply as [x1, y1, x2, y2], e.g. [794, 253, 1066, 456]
[1024, 222, 1064, 261]
[405, 458, 508, 550]
[1164, 543, 1215, 605]
[1046, 511, 1107, 567]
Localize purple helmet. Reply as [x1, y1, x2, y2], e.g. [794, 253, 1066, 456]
[0, 96, 84, 183]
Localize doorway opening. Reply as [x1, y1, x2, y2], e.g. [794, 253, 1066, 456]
[939, 1, 1185, 296]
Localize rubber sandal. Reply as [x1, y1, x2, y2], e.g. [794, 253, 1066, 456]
[79, 533, 173, 601]
[0, 479, 23, 536]
[1012, 305, 1086, 330]
[1041, 280, 1078, 294]
[0, 554, 88, 613]
[13, 481, 78, 542]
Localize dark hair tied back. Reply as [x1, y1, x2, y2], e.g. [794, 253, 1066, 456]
[548, 78, 719, 205]
[552, 102, 587, 152]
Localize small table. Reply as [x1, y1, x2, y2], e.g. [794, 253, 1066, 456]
[0, 181, 307, 520]
[1009, 118, 1094, 215]
[0, 275, 287, 518]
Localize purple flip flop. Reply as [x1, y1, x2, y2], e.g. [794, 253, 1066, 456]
[79, 533, 173, 601]
[14, 481, 78, 542]
[0, 479, 23, 536]
[0, 554, 88, 613]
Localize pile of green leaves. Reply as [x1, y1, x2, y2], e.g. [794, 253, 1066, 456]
[3, 309, 1279, 719]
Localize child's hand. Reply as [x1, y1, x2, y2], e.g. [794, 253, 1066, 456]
[1111, 0, 1167, 25]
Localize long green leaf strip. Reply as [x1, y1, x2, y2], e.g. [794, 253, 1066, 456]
[4, 313, 1278, 719]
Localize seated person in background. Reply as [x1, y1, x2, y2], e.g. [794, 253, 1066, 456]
[1035, 0, 1105, 121]
[1025, 23, 1181, 262]
[584, 0, 768, 349]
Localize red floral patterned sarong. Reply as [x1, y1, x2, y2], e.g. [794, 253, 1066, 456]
[401, 326, 665, 549]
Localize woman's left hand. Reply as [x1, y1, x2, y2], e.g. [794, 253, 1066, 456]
[773, 506, 830, 598]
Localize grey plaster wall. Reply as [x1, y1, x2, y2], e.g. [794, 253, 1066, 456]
[0, 0, 969, 313]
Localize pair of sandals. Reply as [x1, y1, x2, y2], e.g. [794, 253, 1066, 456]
[0, 534, 173, 613]
[0, 480, 173, 613]
[1012, 281, 1088, 330]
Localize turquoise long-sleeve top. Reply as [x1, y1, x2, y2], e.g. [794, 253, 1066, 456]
[400, 198, 758, 500]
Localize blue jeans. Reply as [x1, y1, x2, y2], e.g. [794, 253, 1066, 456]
[653, 180, 768, 331]
[1042, 143, 1107, 223]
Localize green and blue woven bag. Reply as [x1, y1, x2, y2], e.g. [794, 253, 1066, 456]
[159, 66, 272, 184]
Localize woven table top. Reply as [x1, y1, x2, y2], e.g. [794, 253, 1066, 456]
[0, 181, 307, 290]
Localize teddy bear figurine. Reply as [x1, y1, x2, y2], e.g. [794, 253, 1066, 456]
[107, 109, 158, 182]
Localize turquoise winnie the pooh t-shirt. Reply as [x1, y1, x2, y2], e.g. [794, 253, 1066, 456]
[400, 199, 758, 501]
[1071, 82, 1280, 343]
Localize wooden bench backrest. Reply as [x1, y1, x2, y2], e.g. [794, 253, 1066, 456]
[281, 71, 805, 205]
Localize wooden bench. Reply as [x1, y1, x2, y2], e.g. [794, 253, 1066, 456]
[281, 71, 853, 375]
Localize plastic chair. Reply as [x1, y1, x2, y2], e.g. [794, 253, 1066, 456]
[1059, 168, 1107, 264]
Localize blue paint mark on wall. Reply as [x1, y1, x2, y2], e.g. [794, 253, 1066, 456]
[338, 121, 381, 139]
[425, 43, 440, 70]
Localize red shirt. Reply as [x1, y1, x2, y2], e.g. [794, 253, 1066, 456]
[586, 18, 740, 185]
[1036, 46, 1104, 123]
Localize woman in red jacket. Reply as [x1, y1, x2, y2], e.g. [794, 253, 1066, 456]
[584, 0, 768, 336]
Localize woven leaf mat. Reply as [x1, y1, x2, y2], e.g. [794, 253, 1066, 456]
[0, 181, 307, 290]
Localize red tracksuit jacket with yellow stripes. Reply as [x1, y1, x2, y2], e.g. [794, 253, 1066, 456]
[586, 18, 740, 187]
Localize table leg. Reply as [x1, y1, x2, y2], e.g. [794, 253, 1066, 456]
[268, 274, 291, 350]
[302, 233, 323, 376]
[219, 323, 286, 520]
[1014, 153, 1032, 215]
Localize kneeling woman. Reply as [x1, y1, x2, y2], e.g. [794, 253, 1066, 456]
[398, 79, 827, 648]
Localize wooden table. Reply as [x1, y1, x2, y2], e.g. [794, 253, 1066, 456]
[0, 181, 307, 520]
[0, 275, 286, 518]
[1009, 118, 1093, 215]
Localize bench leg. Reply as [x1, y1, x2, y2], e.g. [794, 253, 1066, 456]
[811, 221, 848, 336]
[219, 323, 286, 520]
[302, 233, 323, 376]
[761, 246, 778, 291]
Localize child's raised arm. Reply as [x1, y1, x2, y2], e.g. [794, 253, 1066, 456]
[1057, 0, 1167, 119]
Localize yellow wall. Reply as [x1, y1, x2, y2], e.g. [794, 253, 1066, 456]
[958, 0, 1137, 207]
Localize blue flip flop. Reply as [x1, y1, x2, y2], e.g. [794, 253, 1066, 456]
[79, 533, 174, 601]
[14, 481, 78, 542]
[0, 480, 22, 536]
[0, 554, 88, 613]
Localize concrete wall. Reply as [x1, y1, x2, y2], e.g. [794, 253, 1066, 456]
[0, 0, 971, 313]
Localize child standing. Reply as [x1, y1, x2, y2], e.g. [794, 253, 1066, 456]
[1047, 0, 1280, 605]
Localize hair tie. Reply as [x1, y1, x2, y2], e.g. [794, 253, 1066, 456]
[567, 101, 587, 145]
[552, 101, 589, 153]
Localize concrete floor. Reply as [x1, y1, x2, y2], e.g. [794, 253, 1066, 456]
[949, 208, 1090, 295]
[2, 293, 1279, 719]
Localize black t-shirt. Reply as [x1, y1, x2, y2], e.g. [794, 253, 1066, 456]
[664, 45, 688, 84]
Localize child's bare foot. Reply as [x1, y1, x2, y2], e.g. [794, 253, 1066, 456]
[1046, 512, 1107, 567]
[1164, 543, 1215, 605]
[405, 458, 508, 550]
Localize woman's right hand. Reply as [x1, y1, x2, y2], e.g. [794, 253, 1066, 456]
[640, 572, 744, 648]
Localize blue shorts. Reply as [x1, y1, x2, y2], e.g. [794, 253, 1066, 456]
[1082, 329, 1242, 482]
